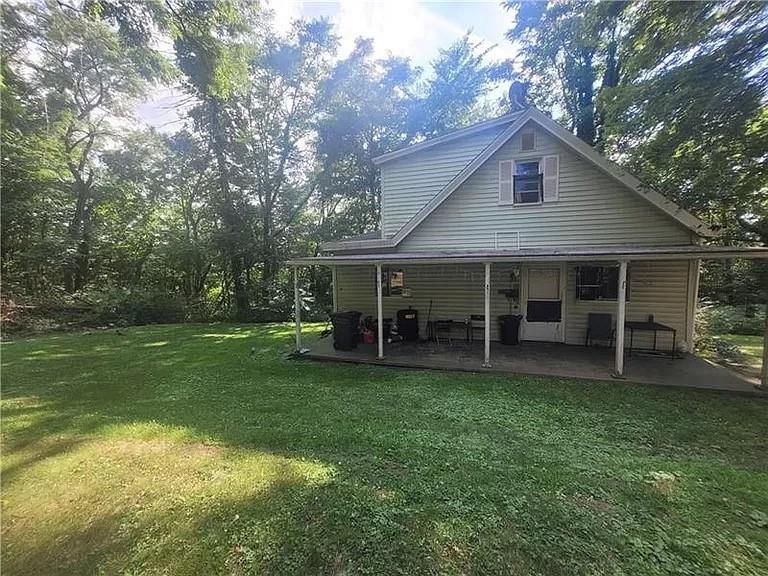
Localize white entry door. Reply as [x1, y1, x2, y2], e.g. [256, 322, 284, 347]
[522, 266, 564, 342]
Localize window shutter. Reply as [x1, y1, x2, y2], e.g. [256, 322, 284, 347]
[499, 160, 513, 203]
[542, 155, 559, 202]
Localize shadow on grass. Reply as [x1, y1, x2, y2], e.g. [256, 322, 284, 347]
[2, 323, 768, 575]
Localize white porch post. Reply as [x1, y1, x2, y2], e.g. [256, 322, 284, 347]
[614, 260, 628, 377]
[760, 306, 767, 388]
[376, 264, 384, 359]
[483, 262, 491, 367]
[331, 265, 338, 312]
[293, 265, 302, 352]
[685, 259, 701, 349]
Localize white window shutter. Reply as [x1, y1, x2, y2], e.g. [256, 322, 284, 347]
[542, 155, 559, 202]
[499, 160, 513, 203]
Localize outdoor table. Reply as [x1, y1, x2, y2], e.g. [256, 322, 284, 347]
[624, 320, 677, 357]
[427, 319, 469, 344]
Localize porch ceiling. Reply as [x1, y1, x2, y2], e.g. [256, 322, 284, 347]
[289, 244, 768, 266]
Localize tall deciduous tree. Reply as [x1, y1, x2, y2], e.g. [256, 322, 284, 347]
[3, 2, 155, 292]
[315, 39, 417, 239]
[234, 18, 337, 310]
[505, 0, 627, 147]
[410, 33, 513, 139]
[166, 0, 259, 319]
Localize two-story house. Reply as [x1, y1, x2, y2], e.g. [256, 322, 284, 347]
[290, 102, 767, 383]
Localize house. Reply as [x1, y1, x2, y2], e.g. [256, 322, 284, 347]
[289, 103, 768, 383]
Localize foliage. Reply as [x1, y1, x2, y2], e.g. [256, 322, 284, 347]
[83, 288, 186, 325]
[315, 39, 416, 239]
[3, 324, 768, 575]
[696, 301, 766, 337]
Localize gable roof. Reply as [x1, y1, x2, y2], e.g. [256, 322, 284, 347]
[324, 108, 716, 252]
[372, 111, 524, 165]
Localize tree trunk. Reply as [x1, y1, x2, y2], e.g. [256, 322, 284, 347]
[64, 179, 92, 293]
[574, 51, 596, 146]
[209, 96, 250, 321]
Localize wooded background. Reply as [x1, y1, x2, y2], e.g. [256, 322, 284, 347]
[2, 0, 766, 331]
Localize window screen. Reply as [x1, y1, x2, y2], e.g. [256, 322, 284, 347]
[576, 265, 630, 301]
[513, 160, 541, 204]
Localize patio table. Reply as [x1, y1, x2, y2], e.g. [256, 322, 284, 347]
[625, 320, 677, 357]
[427, 319, 470, 344]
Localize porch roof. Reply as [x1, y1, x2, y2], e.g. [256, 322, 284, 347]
[289, 244, 768, 266]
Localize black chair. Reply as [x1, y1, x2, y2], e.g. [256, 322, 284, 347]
[585, 313, 614, 347]
[468, 314, 485, 343]
[431, 320, 454, 345]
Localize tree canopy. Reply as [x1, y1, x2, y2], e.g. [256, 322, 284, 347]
[2, 0, 765, 329]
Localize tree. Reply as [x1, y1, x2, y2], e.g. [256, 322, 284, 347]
[505, 1, 627, 147]
[166, 0, 260, 319]
[2, 2, 154, 292]
[233, 18, 338, 310]
[409, 33, 513, 139]
[601, 2, 768, 247]
[315, 39, 417, 240]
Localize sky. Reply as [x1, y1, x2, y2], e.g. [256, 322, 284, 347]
[135, 0, 518, 131]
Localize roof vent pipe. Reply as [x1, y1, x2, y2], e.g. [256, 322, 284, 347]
[508, 81, 529, 112]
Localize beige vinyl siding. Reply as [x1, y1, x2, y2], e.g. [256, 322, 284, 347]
[335, 263, 521, 341]
[565, 260, 692, 351]
[336, 259, 693, 351]
[399, 123, 692, 251]
[381, 124, 508, 238]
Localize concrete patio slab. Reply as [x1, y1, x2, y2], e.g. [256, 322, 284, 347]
[301, 336, 763, 395]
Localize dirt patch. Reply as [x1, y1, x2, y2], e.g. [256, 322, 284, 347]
[107, 438, 222, 458]
[570, 494, 615, 514]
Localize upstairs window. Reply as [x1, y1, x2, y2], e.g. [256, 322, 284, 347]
[499, 155, 558, 205]
[513, 160, 542, 204]
[576, 265, 631, 301]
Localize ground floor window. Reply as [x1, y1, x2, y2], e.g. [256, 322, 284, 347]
[376, 267, 405, 296]
[576, 265, 631, 301]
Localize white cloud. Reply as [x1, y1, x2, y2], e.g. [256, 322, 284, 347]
[334, 0, 462, 64]
[270, 0, 305, 34]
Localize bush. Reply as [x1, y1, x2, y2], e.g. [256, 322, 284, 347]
[696, 301, 765, 337]
[90, 289, 186, 326]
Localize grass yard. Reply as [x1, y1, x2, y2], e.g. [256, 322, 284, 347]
[2, 324, 768, 575]
[718, 334, 765, 379]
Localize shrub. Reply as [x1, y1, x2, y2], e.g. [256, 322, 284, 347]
[90, 289, 185, 326]
[696, 301, 765, 337]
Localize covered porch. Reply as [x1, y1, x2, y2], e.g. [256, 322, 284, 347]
[289, 244, 768, 389]
[302, 335, 761, 394]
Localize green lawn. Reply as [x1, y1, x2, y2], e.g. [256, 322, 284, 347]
[718, 334, 765, 379]
[2, 324, 768, 575]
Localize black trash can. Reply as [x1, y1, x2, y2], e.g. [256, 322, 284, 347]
[498, 314, 522, 345]
[397, 308, 419, 341]
[330, 311, 362, 350]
